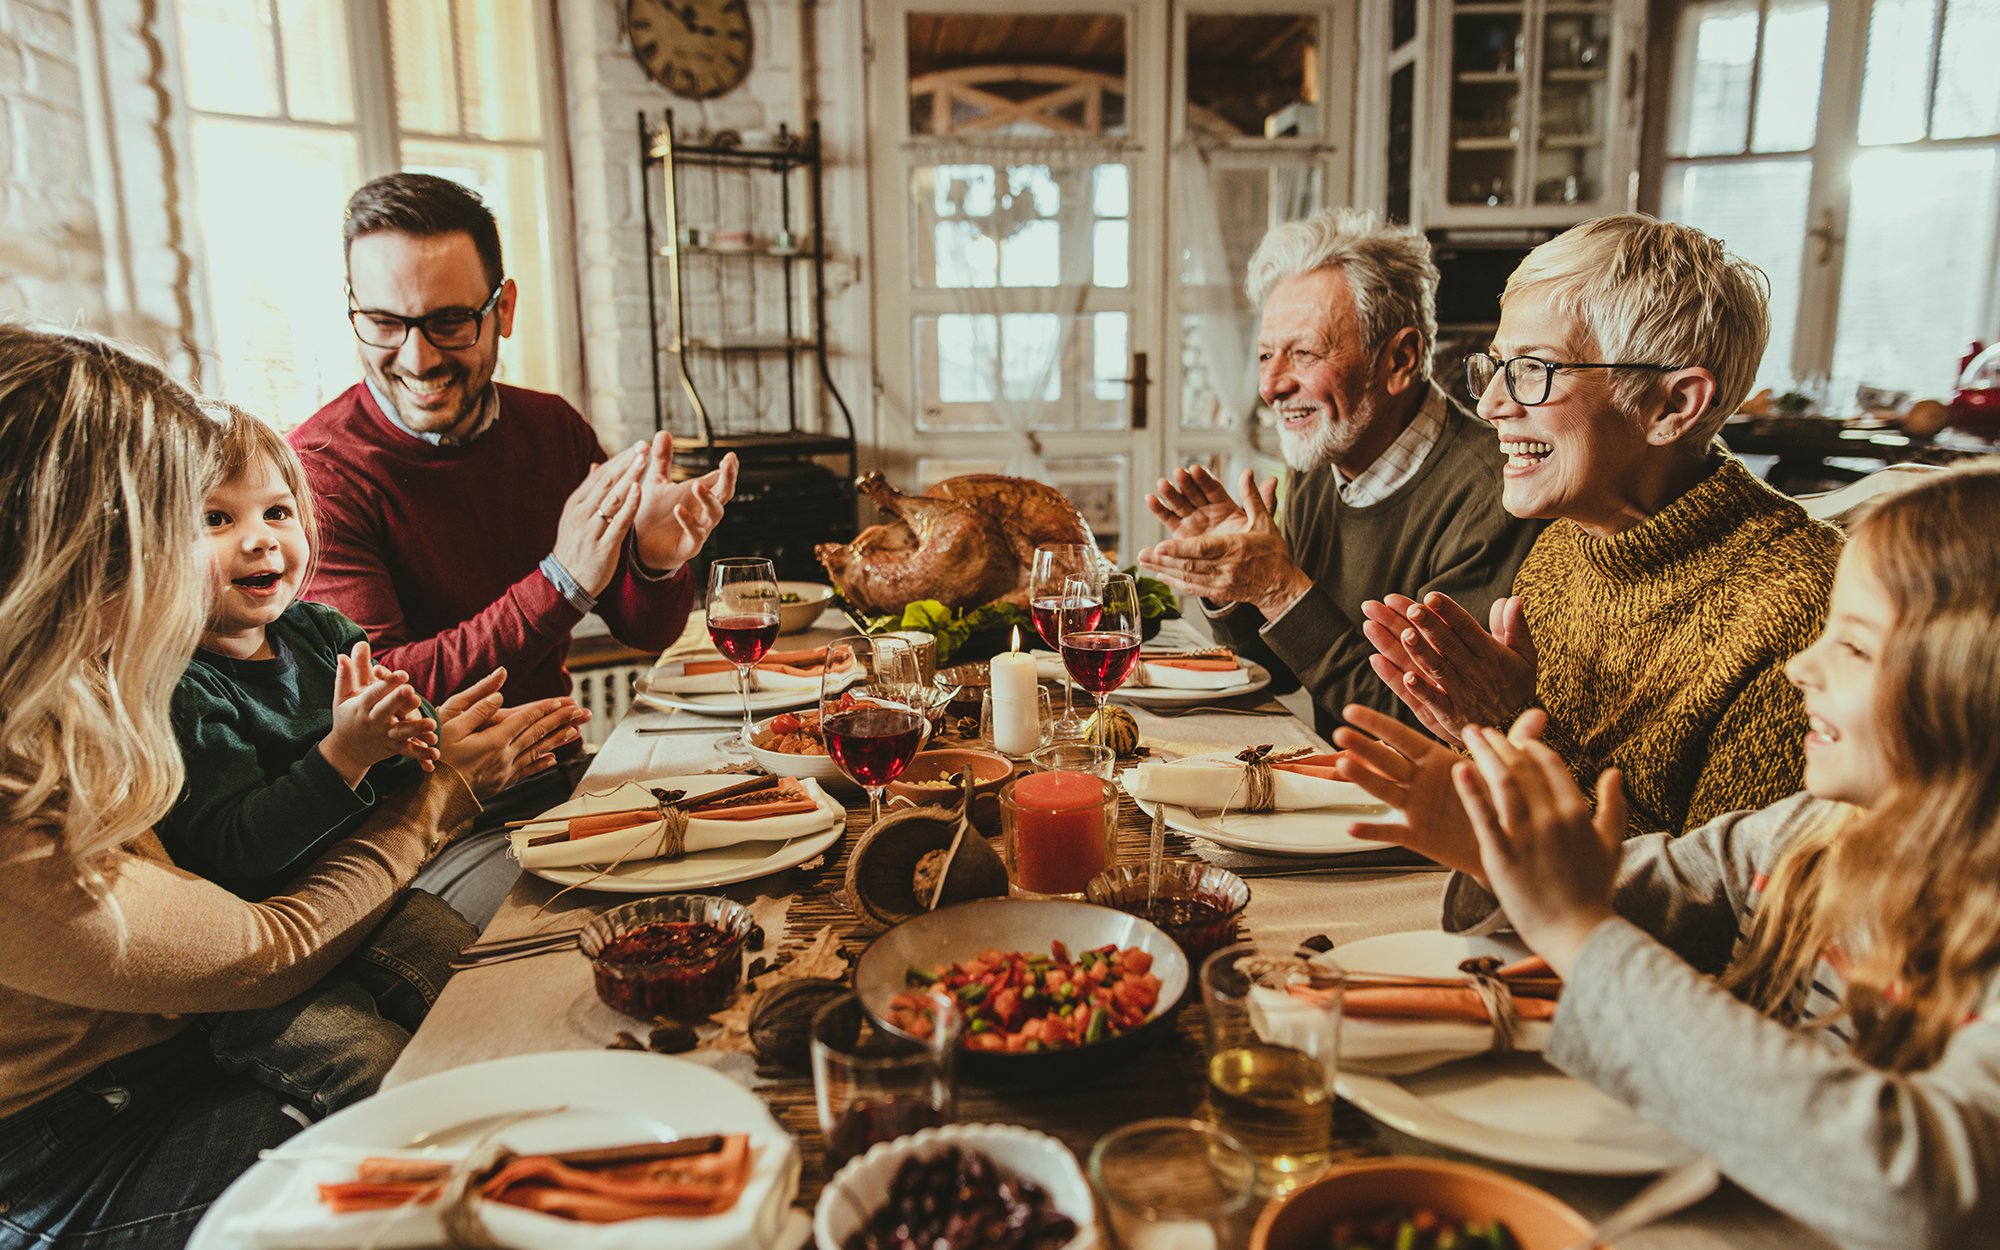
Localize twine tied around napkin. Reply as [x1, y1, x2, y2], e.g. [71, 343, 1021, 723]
[1223, 744, 1316, 818]
[1456, 955, 1524, 1056]
[531, 787, 690, 918]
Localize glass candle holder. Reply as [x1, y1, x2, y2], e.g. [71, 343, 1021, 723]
[1029, 741, 1116, 779]
[999, 771, 1119, 898]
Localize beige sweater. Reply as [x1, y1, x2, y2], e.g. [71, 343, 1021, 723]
[0, 768, 479, 1119]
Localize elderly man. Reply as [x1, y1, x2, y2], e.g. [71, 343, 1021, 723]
[1140, 208, 1540, 734]
[290, 174, 736, 922]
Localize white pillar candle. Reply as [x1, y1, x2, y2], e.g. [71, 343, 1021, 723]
[989, 627, 1041, 756]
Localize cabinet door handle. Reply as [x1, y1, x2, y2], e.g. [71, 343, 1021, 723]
[1125, 352, 1150, 430]
[1807, 209, 1843, 266]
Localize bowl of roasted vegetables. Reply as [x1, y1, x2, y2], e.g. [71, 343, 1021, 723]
[1251, 1158, 1597, 1250]
[853, 897, 1190, 1079]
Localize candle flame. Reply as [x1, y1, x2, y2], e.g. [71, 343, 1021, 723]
[1010, 625, 1022, 652]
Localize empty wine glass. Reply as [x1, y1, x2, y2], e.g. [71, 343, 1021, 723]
[1059, 572, 1141, 722]
[820, 634, 924, 822]
[706, 558, 780, 754]
[1029, 543, 1104, 741]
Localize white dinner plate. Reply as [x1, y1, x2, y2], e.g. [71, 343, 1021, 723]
[1123, 752, 1398, 857]
[638, 686, 819, 717]
[520, 774, 847, 894]
[1334, 931, 1697, 1176]
[189, 1050, 803, 1250]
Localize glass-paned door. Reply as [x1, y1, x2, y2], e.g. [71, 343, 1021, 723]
[869, 0, 1349, 559]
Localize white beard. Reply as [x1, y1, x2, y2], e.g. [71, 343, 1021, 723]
[1275, 400, 1371, 473]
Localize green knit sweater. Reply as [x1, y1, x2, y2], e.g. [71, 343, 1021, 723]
[1519, 451, 1843, 836]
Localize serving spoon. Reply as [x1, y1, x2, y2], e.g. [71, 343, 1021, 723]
[1557, 1156, 1723, 1250]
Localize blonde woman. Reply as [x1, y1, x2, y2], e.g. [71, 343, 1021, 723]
[1346, 214, 1842, 841]
[0, 325, 576, 1247]
[1423, 465, 2000, 1249]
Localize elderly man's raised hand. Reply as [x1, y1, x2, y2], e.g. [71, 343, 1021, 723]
[554, 444, 647, 596]
[1361, 591, 1538, 748]
[634, 432, 737, 575]
[1139, 468, 1310, 617]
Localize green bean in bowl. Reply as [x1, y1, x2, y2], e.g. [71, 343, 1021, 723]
[1329, 1208, 1517, 1250]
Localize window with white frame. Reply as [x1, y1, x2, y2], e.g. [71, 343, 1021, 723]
[1661, 0, 1999, 407]
[173, 0, 573, 428]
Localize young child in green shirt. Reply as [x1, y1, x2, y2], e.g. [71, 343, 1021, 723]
[161, 408, 473, 1117]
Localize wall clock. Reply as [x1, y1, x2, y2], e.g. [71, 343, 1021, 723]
[626, 0, 753, 100]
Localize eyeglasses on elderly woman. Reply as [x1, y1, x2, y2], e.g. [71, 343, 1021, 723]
[1464, 352, 1684, 408]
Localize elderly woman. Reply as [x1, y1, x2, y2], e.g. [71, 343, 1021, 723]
[1341, 214, 1841, 840]
[0, 325, 581, 1246]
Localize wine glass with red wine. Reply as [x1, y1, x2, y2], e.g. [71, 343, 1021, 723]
[1059, 572, 1141, 720]
[820, 634, 924, 822]
[706, 558, 781, 754]
[1029, 542, 1104, 741]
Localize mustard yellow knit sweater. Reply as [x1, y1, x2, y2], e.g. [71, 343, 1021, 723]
[1517, 452, 1843, 836]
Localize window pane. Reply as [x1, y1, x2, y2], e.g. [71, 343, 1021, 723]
[401, 140, 560, 396]
[913, 163, 1107, 290]
[1668, 0, 1759, 157]
[1041, 455, 1126, 556]
[274, 0, 353, 123]
[998, 219, 1060, 287]
[1662, 158, 1813, 395]
[1751, 0, 1827, 151]
[928, 314, 998, 407]
[189, 116, 359, 425]
[1092, 312, 1127, 402]
[1092, 220, 1129, 287]
[1832, 147, 2000, 401]
[177, 0, 281, 118]
[1185, 13, 1318, 138]
[1856, 0, 1937, 146]
[1934, 0, 2000, 139]
[906, 12, 1128, 138]
[1093, 164, 1128, 217]
[390, 1, 459, 135]
[455, 0, 544, 141]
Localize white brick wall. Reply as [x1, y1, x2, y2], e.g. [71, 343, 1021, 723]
[0, 0, 109, 327]
[556, 0, 875, 452]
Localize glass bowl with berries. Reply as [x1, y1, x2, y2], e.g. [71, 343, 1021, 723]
[580, 895, 755, 1020]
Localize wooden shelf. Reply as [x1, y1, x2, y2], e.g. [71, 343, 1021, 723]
[671, 432, 855, 459]
[1537, 134, 1601, 148]
[1453, 136, 1519, 151]
[1544, 68, 1608, 82]
[657, 245, 821, 260]
[1456, 70, 1521, 83]
[677, 335, 817, 352]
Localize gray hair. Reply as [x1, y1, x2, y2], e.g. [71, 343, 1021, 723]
[1246, 208, 1439, 377]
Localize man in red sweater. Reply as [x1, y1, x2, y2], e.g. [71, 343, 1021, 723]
[289, 174, 737, 922]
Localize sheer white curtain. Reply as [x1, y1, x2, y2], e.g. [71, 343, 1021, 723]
[924, 138, 1123, 477]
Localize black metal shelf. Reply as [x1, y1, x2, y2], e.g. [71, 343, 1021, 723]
[638, 111, 856, 478]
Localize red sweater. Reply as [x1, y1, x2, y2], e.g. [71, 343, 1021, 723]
[289, 382, 693, 704]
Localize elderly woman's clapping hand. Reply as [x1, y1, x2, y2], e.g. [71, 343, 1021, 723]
[1361, 591, 1538, 747]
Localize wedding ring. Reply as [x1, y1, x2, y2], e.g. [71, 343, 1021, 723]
[597, 509, 614, 522]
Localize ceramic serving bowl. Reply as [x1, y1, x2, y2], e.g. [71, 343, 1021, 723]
[853, 897, 1189, 1082]
[885, 747, 1018, 834]
[1084, 861, 1250, 962]
[1251, 1157, 1601, 1250]
[744, 711, 850, 787]
[814, 1124, 1093, 1250]
[776, 581, 834, 634]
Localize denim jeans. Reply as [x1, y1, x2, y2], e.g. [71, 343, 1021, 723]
[0, 1031, 300, 1250]
[205, 888, 473, 1118]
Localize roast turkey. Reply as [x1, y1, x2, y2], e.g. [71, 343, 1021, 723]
[815, 472, 1097, 614]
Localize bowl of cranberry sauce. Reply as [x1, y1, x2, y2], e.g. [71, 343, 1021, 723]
[579, 895, 754, 1020]
[1084, 862, 1249, 962]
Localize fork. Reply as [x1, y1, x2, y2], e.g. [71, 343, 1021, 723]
[1143, 705, 1281, 718]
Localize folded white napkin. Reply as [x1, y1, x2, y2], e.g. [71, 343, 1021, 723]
[1341, 1014, 1554, 1076]
[1030, 653, 1252, 692]
[220, 1138, 800, 1250]
[509, 779, 841, 870]
[1121, 760, 1387, 813]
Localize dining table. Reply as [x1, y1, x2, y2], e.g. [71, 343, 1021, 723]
[386, 609, 1833, 1250]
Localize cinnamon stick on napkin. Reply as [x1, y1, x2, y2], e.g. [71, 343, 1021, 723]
[552, 780, 821, 841]
[685, 646, 836, 679]
[1341, 955, 1560, 1024]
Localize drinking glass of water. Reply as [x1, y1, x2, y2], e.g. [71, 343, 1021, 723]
[1199, 941, 1345, 1196]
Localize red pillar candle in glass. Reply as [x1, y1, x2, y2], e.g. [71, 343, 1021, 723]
[1001, 771, 1118, 897]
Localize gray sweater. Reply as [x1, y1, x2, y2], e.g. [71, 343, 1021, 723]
[1541, 793, 2000, 1250]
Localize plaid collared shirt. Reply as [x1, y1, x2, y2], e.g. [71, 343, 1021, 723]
[1332, 385, 1447, 507]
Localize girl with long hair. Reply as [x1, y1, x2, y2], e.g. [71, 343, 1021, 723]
[1430, 463, 2000, 1248]
[0, 324, 578, 1247]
